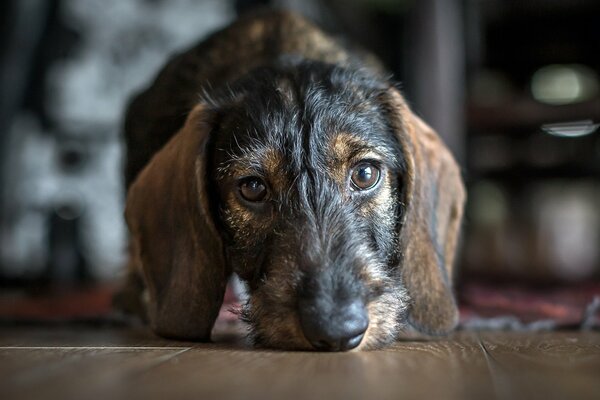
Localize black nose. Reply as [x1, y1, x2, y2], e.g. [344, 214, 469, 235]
[300, 300, 369, 351]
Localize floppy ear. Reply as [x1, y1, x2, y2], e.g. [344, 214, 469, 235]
[383, 89, 466, 335]
[125, 104, 229, 340]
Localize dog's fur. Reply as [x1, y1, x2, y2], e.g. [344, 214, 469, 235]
[118, 11, 466, 350]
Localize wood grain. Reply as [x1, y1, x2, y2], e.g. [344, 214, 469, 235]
[0, 325, 598, 400]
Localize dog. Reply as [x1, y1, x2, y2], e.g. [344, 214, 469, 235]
[118, 10, 465, 351]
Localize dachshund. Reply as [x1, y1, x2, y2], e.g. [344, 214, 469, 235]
[118, 10, 466, 351]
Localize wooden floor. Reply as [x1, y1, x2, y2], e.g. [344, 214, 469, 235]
[1, 323, 599, 400]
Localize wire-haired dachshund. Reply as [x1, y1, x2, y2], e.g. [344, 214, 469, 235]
[118, 10, 466, 351]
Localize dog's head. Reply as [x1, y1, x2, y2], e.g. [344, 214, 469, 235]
[126, 60, 465, 351]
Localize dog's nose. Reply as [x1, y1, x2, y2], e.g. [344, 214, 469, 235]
[300, 300, 369, 351]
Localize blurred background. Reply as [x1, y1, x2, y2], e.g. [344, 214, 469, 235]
[0, 0, 598, 326]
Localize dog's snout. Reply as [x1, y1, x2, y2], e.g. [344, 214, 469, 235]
[300, 299, 368, 351]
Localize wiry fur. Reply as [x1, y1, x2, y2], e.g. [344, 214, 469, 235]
[207, 61, 410, 349]
[119, 11, 465, 351]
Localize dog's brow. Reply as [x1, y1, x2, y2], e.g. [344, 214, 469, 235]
[330, 132, 393, 163]
[217, 146, 283, 179]
[348, 150, 385, 163]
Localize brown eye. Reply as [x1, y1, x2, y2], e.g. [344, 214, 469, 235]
[239, 177, 268, 202]
[350, 163, 381, 191]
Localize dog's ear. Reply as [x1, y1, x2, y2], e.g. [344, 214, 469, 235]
[383, 89, 466, 335]
[125, 104, 228, 340]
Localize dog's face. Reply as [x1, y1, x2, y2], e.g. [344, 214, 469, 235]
[125, 61, 465, 351]
[210, 63, 408, 349]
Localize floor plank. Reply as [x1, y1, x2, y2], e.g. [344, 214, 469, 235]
[129, 333, 494, 400]
[2, 347, 189, 400]
[480, 332, 600, 400]
[0, 326, 598, 400]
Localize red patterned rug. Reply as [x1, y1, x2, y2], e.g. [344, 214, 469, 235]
[1, 280, 598, 330]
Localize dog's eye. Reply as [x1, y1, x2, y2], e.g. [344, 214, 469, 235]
[350, 163, 381, 191]
[239, 177, 268, 202]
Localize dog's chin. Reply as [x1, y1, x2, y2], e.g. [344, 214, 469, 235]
[241, 302, 314, 351]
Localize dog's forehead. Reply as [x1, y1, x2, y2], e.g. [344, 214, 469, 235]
[215, 67, 400, 181]
[217, 117, 394, 185]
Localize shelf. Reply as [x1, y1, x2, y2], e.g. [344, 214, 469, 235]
[467, 98, 600, 134]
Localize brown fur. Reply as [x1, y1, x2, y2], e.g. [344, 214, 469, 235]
[119, 11, 465, 347]
[383, 90, 466, 334]
[124, 105, 229, 340]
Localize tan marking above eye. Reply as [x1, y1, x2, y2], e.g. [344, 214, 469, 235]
[218, 147, 287, 193]
[331, 133, 363, 163]
[262, 148, 284, 175]
[329, 132, 389, 191]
